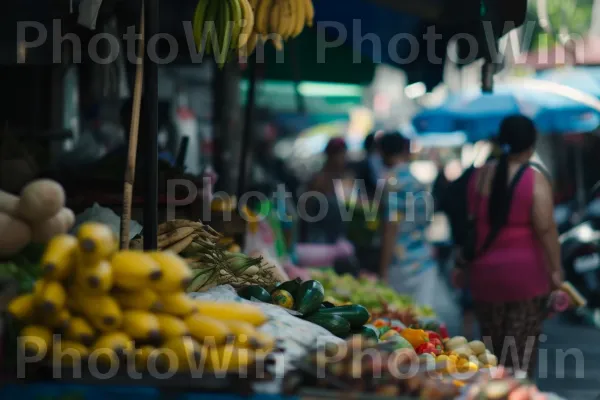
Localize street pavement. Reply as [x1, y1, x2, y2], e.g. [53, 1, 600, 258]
[536, 316, 600, 400]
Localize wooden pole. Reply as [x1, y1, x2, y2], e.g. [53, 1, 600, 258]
[119, 4, 145, 249]
[143, 0, 159, 250]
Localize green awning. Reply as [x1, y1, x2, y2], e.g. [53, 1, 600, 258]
[246, 29, 376, 85]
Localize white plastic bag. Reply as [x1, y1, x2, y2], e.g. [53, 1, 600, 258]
[72, 203, 142, 241]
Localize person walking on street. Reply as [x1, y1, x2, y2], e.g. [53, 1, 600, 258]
[453, 115, 563, 377]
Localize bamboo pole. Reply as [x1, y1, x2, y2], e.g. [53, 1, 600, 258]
[120, 4, 145, 249]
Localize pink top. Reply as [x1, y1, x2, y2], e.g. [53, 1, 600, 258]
[467, 167, 551, 302]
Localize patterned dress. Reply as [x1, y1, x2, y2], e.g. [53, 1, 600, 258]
[384, 163, 438, 306]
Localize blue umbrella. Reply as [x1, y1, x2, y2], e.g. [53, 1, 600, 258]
[412, 82, 600, 142]
[537, 67, 600, 99]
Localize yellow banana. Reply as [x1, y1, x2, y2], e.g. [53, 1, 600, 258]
[184, 314, 233, 345]
[65, 316, 96, 345]
[292, 0, 306, 37]
[194, 300, 268, 326]
[7, 293, 36, 321]
[219, 320, 257, 342]
[75, 260, 113, 293]
[42, 308, 71, 330]
[111, 251, 162, 290]
[255, 0, 272, 33]
[249, 0, 259, 8]
[53, 340, 89, 365]
[160, 292, 198, 317]
[41, 234, 77, 280]
[156, 313, 190, 339]
[37, 280, 67, 312]
[19, 325, 52, 358]
[80, 295, 123, 332]
[282, 0, 295, 39]
[269, 1, 281, 35]
[237, 0, 255, 49]
[93, 332, 134, 365]
[158, 336, 204, 372]
[93, 332, 134, 354]
[114, 288, 162, 311]
[122, 310, 161, 341]
[243, 32, 259, 57]
[304, 0, 314, 27]
[77, 222, 117, 264]
[205, 344, 254, 372]
[148, 252, 193, 293]
[135, 345, 157, 371]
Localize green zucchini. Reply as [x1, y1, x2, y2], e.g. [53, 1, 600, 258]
[315, 305, 370, 328]
[294, 280, 325, 315]
[305, 313, 351, 338]
[237, 285, 271, 303]
[272, 278, 302, 296]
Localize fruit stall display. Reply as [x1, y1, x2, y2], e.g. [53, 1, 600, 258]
[283, 335, 554, 400]
[6, 222, 277, 378]
[310, 269, 435, 324]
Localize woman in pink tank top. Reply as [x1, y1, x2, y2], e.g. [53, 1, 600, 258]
[457, 115, 563, 378]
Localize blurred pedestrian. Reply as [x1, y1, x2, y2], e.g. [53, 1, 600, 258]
[453, 115, 562, 377]
[354, 132, 385, 198]
[378, 132, 438, 306]
[302, 137, 349, 244]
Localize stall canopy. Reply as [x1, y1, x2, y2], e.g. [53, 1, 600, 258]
[412, 82, 600, 142]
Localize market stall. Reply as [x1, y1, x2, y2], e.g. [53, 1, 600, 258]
[0, 179, 569, 400]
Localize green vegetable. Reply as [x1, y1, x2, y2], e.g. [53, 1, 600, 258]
[272, 278, 302, 296]
[237, 285, 271, 303]
[305, 313, 351, 338]
[355, 324, 379, 341]
[315, 304, 370, 328]
[294, 280, 325, 315]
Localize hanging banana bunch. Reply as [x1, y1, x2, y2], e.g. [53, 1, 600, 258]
[253, 0, 315, 50]
[192, 0, 258, 67]
[192, 0, 315, 63]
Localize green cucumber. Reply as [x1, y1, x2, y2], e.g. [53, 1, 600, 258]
[315, 305, 370, 328]
[237, 285, 271, 303]
[305, 313, 351, 338]
[272, 278, 302, 296]
[354, 324, 379, 341]
[294, 280, 325, 315]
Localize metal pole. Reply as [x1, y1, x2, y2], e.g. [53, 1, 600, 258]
[143, 0, 159, 249]
[237, 56, 257, 198]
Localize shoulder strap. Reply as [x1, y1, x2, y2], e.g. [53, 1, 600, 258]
[479, 162, 531, 253]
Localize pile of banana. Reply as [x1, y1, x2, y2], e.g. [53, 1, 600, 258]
[191, 0, 315, 63]
[132, 220, 280, 292]
[7, 222, 275, 374]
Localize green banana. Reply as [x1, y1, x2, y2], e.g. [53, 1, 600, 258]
[193, 0, 211, 53]
[228, 0, 243, 50]
[205, 0, 220, 56]
[216, 0, 232, 68]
